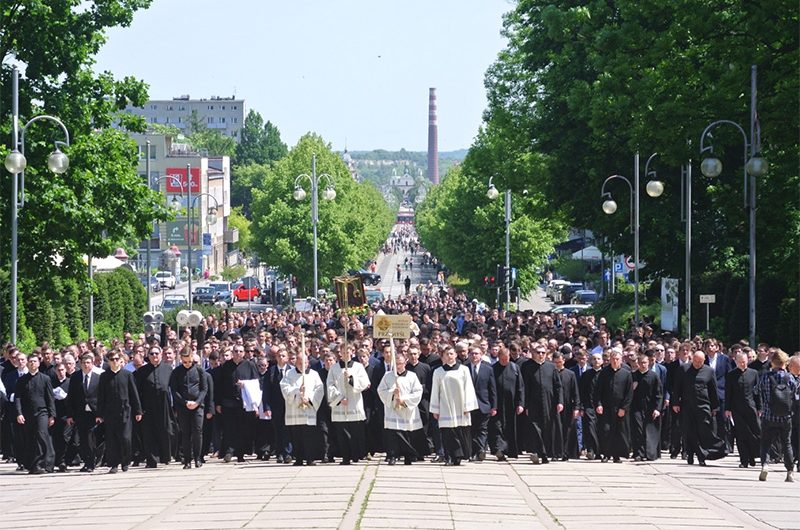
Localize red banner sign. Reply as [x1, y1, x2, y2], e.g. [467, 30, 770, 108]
[165, 167, 201, 193]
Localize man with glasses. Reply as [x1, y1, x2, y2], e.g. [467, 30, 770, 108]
[170, 347, 208, 469]
[67, 353, 103, 472]
[135, 347, 174, 468]
[96, 352, 142, 473]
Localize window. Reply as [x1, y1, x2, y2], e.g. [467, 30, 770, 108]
[165, 117, 170, 123]
[208, 105, 214, 110]
[150, 116, 158, 123]
[150, 146, 157, 159]
[232, 130, 238, 137]
[207, 117, 214, 124]
[222, 105, 226, 110]
[232, 117, 238, 123]
[167, 105, 174, 111]
[220, 117, 225, 123]
[233, 105, 238, 110]
[150, 104, 158, 110]
[179, 105, 185, 111]
[178, 117, 182, 123]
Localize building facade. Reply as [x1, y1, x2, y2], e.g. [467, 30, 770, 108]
[132, 134, 233, 277]
[125, 96, 246, 141]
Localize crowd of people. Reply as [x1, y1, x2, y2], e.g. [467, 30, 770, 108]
[2, 249, 799, 483]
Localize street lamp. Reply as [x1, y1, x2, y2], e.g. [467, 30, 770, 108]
[699, 65, 766, 346]
[600, 152, 663, 326]
[293, 154, 336, 298]
[486, 176, 511, 308]
[187, 187, 220, 310]
[4, 66, 70, 344]
[144, 143, 185, 311]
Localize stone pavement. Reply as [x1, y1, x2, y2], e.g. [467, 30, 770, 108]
[0, 454, 796, 530]
[374, 246, 438, 300]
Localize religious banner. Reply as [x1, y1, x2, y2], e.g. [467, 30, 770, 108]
[334, 275, 367, 314]
[373, 314, 412, 339]
[660, 278, 679, 332]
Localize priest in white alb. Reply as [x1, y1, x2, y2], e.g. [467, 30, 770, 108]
[430, 346, 478, 466]
[378, 351, 424, 465]
[327, 343, 371, 465]
[280, 351, 324, 466]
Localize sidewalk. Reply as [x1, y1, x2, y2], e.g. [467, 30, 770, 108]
[374, 244, 438, 299]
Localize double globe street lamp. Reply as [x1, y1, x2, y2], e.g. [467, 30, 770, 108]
[293, 154, 336, 298]
[486, 177, 512, 308]
[600, 152, 664, 326]
[4, 66, 70, 344]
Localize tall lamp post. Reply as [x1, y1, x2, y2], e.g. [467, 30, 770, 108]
[486, 177, 511, 308]
[145, 144, 184, 311]
[293, 154, 336, 298]
[4, 66, 70, 344]
[187, 189, 220, 310]
[699, 65, 767, 347]
[600, 153, 664, 326]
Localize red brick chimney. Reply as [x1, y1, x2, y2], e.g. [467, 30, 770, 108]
[427, 88, 439, 185]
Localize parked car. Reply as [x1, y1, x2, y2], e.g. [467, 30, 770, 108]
[209, 281, 234, 305]
[546, 279, 571, 299]
[571, 289, 598, 305]
[155, 271, 177, 289]
[238, 276, 262, 289]
[365, 289, 385, 305]
[232, 281, 260, 302]
[192, 286, 216, 305]
[140, 275, 161, 292]
[556, 282, 586, 304]
[348, 268, 381, 286]
[160, 295, 188, 312]
[552, 304, 590, 316]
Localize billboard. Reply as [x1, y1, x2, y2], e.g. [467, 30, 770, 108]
[165, 167, 201, 193]
[166, 219, 200, 245]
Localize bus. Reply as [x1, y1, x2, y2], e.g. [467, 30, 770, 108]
[397, 205, 414, 224]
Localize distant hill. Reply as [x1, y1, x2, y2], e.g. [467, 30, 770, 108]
[344, 148, 466, 188]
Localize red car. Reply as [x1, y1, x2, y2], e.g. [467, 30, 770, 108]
[232, 282, 260, 302]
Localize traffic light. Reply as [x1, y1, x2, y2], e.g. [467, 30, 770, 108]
[484, 275, 496, 288]
[496, 264, 504, 287]
[143, 311, 164, 334]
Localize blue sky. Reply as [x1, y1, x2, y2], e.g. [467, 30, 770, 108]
[93, 0, 512, 152]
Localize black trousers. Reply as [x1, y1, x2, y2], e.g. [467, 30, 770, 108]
[50, 418, 74, 468]
[335, 421, 366, 463]
[254, 418, 274, 457]
[761, 420, 794, 471]
[558, 411, 579, 459]
[104, 416, 133, 468]
[141, 413, 172, 465]
[731, 410, 760, 466]
[598, 410, 630, 459]
[272, 410, 290, 457]
[581, 409, 600, 456]
[441, 426, 470, 460]
[76, 412, 98, 469]
[22, 411, 54, 471]
[287, 424, 321, 463]
[470, 410, 489, 457]
[176, 407, 204, 463]
[221, 406, 241, 457]
[386, 429, 420, 460]
[669, 408, 683, 456]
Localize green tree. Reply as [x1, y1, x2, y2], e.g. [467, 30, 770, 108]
[236, 110, 288, 166]
[228, 206, 253, 254]
[250, 133, 394, 296]
[230, 162, 270, 214]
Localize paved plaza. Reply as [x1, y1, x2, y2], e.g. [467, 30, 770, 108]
[0, 454, 797, 530]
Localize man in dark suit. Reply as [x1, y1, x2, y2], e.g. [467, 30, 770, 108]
[407, 346, 433, 458]
[50, 362, 73, 472]
[96, 352, 142, 473]
[264, 349, 290, 463]
[468, 347, 496, 461]
[2, 350, 27, 468]
[704, 339, 734, 451]
[66, 353, 102, 472]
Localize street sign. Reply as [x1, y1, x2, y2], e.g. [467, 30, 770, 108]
[614, 262, 624, 273]
[699, 294, 716, 304]
[603, 269, 611, 282]
[625, 256, 636, 270]
[373, 314, 412, 339]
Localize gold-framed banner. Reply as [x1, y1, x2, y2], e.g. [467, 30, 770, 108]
[334, 275, 367, 312]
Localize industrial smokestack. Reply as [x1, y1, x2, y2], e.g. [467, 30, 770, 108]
[427, 88, 439, 184]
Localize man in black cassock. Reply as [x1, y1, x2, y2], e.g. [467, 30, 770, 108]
[254, 356, 273, 460]
[50, 362, 73, 472]
[135, 347, 174, 467]
[553, 352, 580, 460]
[170, 349, 208, 468]
[97, 352, 142, 473]
[665, 347, 689, 458]
[631, 351, 663, 461]
[579, 352, 604, 460]
[593, 350, 632, 462]
[215, 344, 259, 462]
[490, 347, 524, 460]
[407, 346, 433, 458]
[672, 350, 727, 465]
[265, 349, 291, 463]
[725, 351, 761, 468]
[522, 345, 563, 464]
[14, 353, 56, 474]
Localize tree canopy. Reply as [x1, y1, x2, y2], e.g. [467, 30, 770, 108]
[236, 110, 288, 166]
[250, 134, 394, 296]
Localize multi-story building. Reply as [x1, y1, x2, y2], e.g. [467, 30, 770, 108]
[132, 134, 236, 277]
[125, 95, 246, 141]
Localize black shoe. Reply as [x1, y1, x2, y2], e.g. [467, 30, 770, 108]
[16, 464, 24, 471]
[340, 460, 351, 465]
[122, 465, 129, 472]
[223, 453, 232, 463]
[541, 456, 550, 464]
[292, 460, 303, 466]
[633, 456, 642, 462]
[327, 456, 335, 463]
[388, 457, 397, 465]
[454, 458, 462, 466]
[276, 455, 284, 464]
[495, 450, 506, 462]
[613, 457, 621, 463]
[561, 456, 569, 462]
[601, 456, 609, 463]
[739, 463, 747, 468]
[306, 460, 316, 466]
[237, 457, 245, 463]
[80, 467, 93, 473]
[687, 455, 694, 465]
[57, 464, 67, 473]
[698, 460, 707, 467]
[586, 451, 595, 461]
[108, 467, 118, 474]
[670, 453, 679, 460]
[195, 460, 203, 468]
[145, 462, 157, 469]
[284, 456, 293, 465]
[404, 457, 413, 465]
[183, 463, 192, 469]
[29, 468, 45, 475]
[477, 451, 486, 461]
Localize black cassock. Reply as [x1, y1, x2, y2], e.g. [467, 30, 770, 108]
[724, 367, 761, 466]
[97, 369, 142, 468]
[593, 365, 633, 459]
[556, 368, 580, 459]
[135, 362, 175, 465]
[407, 361, 433, 456]
[579, 368, 602, 456]
[631, 369, 663, 461]
[490, 361, 524, 458]
[14, 371, 56, 472]
[521, 360, 562, 459]
[673, 364, 726, 462]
